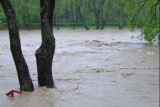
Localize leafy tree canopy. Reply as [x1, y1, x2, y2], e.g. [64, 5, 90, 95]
[126, 0, 160, 45]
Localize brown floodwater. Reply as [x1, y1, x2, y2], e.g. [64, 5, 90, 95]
[0, 29, 159, 107]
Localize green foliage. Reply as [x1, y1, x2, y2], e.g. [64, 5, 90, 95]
[10, 0, 40, 24]
[1, 0, 129, 29]
[126, 0, 160, 45]
[111, 0, 127, 29]
[0, 5, 6, 22]
[4, 0, 159, 41]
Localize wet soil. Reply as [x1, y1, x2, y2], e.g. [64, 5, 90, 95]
[0, 29, 159, 107]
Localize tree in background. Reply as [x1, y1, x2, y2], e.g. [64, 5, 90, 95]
[112, 0, 127, 29]
[100, 0, 114, 30]
[0, 4, 6, 23]
[54, 0, 60, 30]
[75, 0, 90, 30]
[88, 0, 101, 29]
[70, 0, 75, 29]
[1, 0, 129, 30]
[35, 0, 56, 88]
[126, 0, 160, 44]
[0, 0, 34, 91]
[1, 0, 159, 45]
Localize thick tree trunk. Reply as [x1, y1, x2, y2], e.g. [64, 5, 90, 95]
[0, 0, 34, 91]
[35, 0, 55, 88]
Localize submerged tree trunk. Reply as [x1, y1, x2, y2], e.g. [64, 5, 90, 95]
[35, 0, 55, 88]
[0, 0, 34, 91]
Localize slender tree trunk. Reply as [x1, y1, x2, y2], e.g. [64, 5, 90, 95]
[0, 0, 34, 91]
[27, 11, 31, 31]
[53, 14, 56, 25]
[101, 0, 104, 28]
[22, 14, 26, 24]
[75, 7, 79, 26]
[55, 0, 59, 30]
[71, 0, 75, 29]
[101, 20, 107, 30]
[35, 0, 55, 88]
[92, 0, 100, 30]
[56, 13, 59, 30]
[100, 0, 107, 30]
[118, 12, 123, 30]
[118, 24, 123, 29]
[101, 15, 108, 30]
[95, 13, 100, 30]
[77, 6, 89, 30]
[65, 1, 68, 27]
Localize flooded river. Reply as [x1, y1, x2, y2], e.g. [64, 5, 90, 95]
[0, 29, 159, 107]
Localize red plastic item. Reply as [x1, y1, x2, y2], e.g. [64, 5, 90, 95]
[6, 90, 22, 97]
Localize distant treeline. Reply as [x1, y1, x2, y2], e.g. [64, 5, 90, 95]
[0, 0, 128, 30]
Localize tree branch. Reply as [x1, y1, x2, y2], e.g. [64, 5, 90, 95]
[131, 0, 147, 24]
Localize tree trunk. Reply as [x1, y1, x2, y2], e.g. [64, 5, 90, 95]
[101, 19, 107, 30]
[100, 0, 107, 30]
[95, 13, 100, 30]
[27, 11, 31, 31]
[118, 24, 123, 29]
[65, 1, 68, 27]
[77, 6, 89, 30]
[101, 15, 108, 30]
[55, 0, 59, 30]
[71, 0, 75, 29]
[75, 7, 79, 26]
[35, 0, 55, 88]
[0, 0, 34, 91]
[56, 13, 59, 30]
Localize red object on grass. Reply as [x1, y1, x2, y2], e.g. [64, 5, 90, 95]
[6, 90, 22, 97]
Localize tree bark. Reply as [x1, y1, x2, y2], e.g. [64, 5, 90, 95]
[0, 0, 34, 91]
[35, 0, 55, 88]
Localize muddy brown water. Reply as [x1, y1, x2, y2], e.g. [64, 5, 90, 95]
[0, 29, 159, 107]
